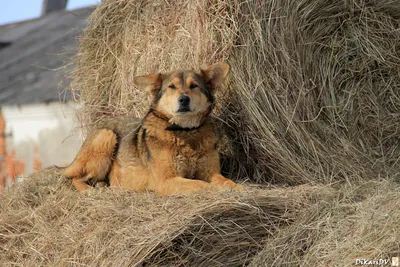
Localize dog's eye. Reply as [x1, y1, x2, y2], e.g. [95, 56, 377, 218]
[169, 84, 176, 89]
[189, 84, 198, 89]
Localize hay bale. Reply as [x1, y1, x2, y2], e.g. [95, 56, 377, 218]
[71, 0, 400, 185]
[0, 169, 324, 266]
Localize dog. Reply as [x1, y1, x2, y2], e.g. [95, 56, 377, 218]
[61, 62, 243, 195]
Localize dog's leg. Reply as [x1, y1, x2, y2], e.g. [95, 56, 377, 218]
[197, 150, 244, 190]
[62, 129, 117, 192]
[155, 177, 211, 196]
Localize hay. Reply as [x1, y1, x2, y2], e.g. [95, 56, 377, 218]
[0, 169, 317, 266]
[1, 171, 399, 266]
[250, 180, 400, 266]
[71, 0, 400, 185]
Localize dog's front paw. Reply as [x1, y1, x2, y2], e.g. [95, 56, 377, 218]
[216, 180, 245, 191]
[208, 174, 245, 192]
[233, 183, 245, 191]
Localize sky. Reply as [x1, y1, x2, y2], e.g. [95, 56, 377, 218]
[0, 0, 99, 25]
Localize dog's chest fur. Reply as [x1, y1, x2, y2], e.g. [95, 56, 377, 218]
[142, 116, 217, 179]
[174, 134, 204, 178]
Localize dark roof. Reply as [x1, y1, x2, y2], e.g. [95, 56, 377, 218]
[0, 7, 94, 105]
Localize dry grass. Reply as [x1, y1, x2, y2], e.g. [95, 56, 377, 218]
[0, 171, 398, 266]
[70, 0, 400, 185]
[251, 180, 400, 266]
[0, 169, 317, 266]
[1, 0, 400, 265]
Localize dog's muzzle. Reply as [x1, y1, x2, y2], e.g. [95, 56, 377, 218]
[177, 95, 191, 113]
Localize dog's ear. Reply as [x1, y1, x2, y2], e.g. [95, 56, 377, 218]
[133, 74, 162, 95]
[202, 62, 230, 90]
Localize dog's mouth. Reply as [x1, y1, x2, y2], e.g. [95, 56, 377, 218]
[177, 107, 191, 114]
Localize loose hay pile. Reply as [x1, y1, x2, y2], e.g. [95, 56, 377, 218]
[1, 0, 400, 266]
[0, 171, 399, 266]
[0, 169, 317, 266]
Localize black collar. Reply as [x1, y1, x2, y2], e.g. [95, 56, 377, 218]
[165, 123, 201, 131]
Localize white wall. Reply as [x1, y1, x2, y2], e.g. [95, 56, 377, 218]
[2, 101, 83, 175]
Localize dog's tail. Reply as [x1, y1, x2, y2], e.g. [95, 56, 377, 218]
[61, 129, 118, 192]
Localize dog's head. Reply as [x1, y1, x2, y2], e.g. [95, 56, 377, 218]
[134, 62, 230, 128]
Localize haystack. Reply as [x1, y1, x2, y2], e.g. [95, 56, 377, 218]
[1, 0, 400, 266]
[71, 0, 400, 185]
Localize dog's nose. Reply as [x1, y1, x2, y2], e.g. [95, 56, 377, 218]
[178, 95, 190, 106]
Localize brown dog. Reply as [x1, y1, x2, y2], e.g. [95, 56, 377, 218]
[62, 62, 243, 195]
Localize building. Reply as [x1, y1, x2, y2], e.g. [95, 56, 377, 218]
[0, 1, 95, 189]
